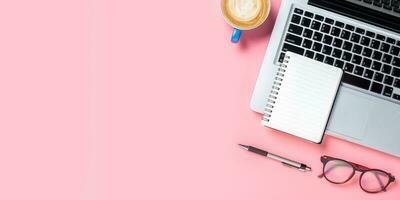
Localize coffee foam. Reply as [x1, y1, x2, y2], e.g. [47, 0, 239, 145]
[227, 0, 262, 22]
[221, 0, 269, 30]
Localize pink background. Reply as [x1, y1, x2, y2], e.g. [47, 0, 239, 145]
[0, 0, 399, 199]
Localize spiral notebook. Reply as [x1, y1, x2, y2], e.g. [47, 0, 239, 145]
[262, 52, 343, 143]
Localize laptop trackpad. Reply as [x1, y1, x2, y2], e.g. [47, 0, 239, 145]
[327, 89, 377, 140]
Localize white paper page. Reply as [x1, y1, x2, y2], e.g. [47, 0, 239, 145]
[262, 52, 343, 143]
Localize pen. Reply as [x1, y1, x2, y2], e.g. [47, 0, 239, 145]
[238, 144, 311, 171]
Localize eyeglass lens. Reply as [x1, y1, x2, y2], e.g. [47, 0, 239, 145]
[324, 160, 354, 184]
[360, 170, 390, 193]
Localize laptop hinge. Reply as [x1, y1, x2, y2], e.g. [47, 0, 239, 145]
[308, 0, 400, 34]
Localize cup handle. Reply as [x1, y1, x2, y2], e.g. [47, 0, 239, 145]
[231, 28, 241, 43]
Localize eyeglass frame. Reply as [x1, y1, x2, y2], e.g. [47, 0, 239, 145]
[318, 155, 396, 193]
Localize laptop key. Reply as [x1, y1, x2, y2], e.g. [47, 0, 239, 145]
[345, 24, 355, 31]
[355, 28, 365, 34]
[371, 82, 384, 94]
[376, 34, 386, 41]
[350, 33, 361, 43]
[364, 69, 374, 79]
[330, 27, 341, 37]
[372, 61, 382, 71]
[371, 40, 381, 49]
[282, 43, 305, 55]
[332, 48, 342, 58]
[303, 28, 313, 38]
[342, 73, 371, 90]
[294, 8, 304, 15]
[311, 21, 321, 30]
[335, 60, 345, 68]
[366, 31, 375, 38]
[291, 14, 301, 24]
[340, 30, 351, 40]
[352, 55, 362, 65]
[285, 33, 302, 46]
[344, 63, 354, 73]
[360, 36, 371, 46]
[302, 39, 313, 49]
[343, 41, 353, 51]
[393, 93, 400, 100]
[393, 57, 400, 67]
[324, 56, 334, 65]
[315, 53, 324, 62]
[342, 52, 352, 61]
[288, 24, 303, 35]
[382, 64, 392, 74]
[390, 46, 400, 56]
[313, 32, 323, 41]
[382, 54, 393, 64]
[382, 85, 393, 99]
[312, 42, 323, 52]
[362, 47, 373, 57]
[383, 2, 389, 7]
[305, 50, 315, 59]
[384, 75, 394, 85]
[392, 67, 400, 77]
[322, 35, 333, 45]
[304, 11, 313, 18]
[395, 79, 400, 88]
[352, 44, 363, 54]
[301, 18, 311, 27]
[362, 58, 372, 68]
[374, 72, 384, 82]
[383, 4, 393, 10]
[335, 21, 345, 28]
[380, 43, 390, 53]
[315, 14, 324, 21]
[325, 17, 334, 25]
[322, 45, 333, 55]
[354, 66, 364, 76]
[372, 51, 383, 60]
[321, 24, 331, 34]
[386, 37, 396, 44]
[332, 38, 343, 48]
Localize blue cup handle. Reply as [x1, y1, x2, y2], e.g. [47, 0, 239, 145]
[231, 28, 241, 43]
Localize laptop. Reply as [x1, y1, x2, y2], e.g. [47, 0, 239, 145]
[251, 0, 400, 157]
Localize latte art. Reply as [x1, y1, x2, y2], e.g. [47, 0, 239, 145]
[221, 0, 270, 30]
[228, 0, 262, 22]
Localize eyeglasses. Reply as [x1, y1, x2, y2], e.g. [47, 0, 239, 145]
[318, 155, 395, 193]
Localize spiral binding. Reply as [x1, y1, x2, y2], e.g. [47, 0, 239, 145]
[263, 55, 290, 123]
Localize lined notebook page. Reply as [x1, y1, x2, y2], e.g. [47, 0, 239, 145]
[262, 52, 343, 143]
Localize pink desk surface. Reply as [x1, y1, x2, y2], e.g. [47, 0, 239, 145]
[0, 0, 399, 199]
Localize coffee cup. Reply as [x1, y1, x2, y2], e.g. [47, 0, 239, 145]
[221, 0, 271, 43]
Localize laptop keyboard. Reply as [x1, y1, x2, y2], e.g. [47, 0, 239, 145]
[278, 7, 400, 102]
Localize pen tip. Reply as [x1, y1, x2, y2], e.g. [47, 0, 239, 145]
[238, 144, 249, 150]
[306, 166, 312, 171]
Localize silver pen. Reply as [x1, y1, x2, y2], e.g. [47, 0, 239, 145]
[238, 144, 311, 171]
